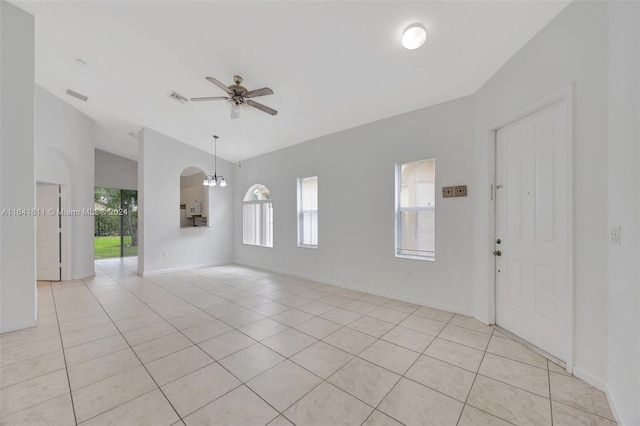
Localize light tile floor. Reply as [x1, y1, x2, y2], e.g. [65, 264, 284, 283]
[0, 258, 617, 426]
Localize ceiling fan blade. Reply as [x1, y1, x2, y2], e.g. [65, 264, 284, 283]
[247, 100, 278, 116]
[245, 87, 274, 98]
[190, 96, 230, 102]
[206, 77, 233, 94]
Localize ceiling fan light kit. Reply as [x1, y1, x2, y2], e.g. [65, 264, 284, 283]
[402, 23, 427, 50]
[191, 75, 277, 119]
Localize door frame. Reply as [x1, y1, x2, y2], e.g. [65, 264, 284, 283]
[36, 182, 72, 281]
[487, 84, 575, 372]
[36, 182, 61, 281]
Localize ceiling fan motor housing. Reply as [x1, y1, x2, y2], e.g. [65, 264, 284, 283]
[229, 84, 248, 105]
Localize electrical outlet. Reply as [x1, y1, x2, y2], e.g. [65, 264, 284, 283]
[162, 251, 169, 258]
[442, 186, 455, 198]
[455, 185, 468, 197]
[611, 226, 621, 245]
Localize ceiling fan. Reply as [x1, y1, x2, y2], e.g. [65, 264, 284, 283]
[191, 75, 277, 119]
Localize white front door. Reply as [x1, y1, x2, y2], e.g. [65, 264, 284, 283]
[37, 183, 60, 281]
[495, 99, 569, 361]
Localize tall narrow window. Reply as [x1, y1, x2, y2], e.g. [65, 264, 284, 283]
[396, 159, 435, 260]
[243, 184, 273, 247]
[298, 176, 318, 248]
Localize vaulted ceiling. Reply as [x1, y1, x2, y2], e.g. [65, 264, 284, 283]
[14, 1, 570, 162]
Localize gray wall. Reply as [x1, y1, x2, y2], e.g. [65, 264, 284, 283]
[0, 1, 36, 332]
[472, 1, 638, 423]
[234, 96, 476, 314]
[138, 128, 234, 275]
[36, 86, 96, 280]
[605, 2, 639, 424]
[473, 0, 609, 385]
[230, 3, 639, 421]
[95, 149, 137, 190]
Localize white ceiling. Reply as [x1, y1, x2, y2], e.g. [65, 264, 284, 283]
[14, 1, 570, 162]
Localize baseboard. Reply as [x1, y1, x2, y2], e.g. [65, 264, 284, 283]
[141, 260, 232, 276]
[72, 271, 96, 280]
[605, 385, 628, 426]
[235, 262, 475, 318]
[552, 361, 628, 425]
[0, 319, 38, 334]
[572, 367, 606, 392]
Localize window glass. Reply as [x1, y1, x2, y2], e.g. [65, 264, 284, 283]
[298, 176, 318, 247]
[396, 159, 435, 260]
[243, 184, 273, 247]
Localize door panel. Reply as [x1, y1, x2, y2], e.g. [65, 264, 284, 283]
[506, 159, 523, 239]
[495, 100, 568, 361]
[507, 259, 523, 308]
[535, 152, 555, 241]
[37, 183, 60, 281]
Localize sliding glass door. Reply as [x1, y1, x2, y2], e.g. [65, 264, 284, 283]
[94, 188, 138, 258]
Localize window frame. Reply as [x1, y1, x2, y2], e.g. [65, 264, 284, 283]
[395, 159, 436, 261]
[297, 175, 318, 249]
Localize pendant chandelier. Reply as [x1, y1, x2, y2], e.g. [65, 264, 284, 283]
[203, 135, 227, 187]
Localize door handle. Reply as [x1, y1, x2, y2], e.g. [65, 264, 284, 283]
[493, 250, 502, 256]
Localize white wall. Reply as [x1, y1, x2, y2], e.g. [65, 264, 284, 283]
[473, 0, 609, 384]
[0, 1, 37, 333]
[231, 3, 639, 421]
[234, 96, 476, 314]
[605, 2, 640, 424]
[35, 85, 95, 280]
[138, 128, 234, 275]
[95, 149, 137, 190]
[472, 1, 640, 422]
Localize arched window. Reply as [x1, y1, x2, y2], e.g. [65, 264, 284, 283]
[243, 184, 273, 247]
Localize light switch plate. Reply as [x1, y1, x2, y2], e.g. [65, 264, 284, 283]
[611, 226, 621, 244]
[442, 186, 455, 198]
[455, 185, 468, 197]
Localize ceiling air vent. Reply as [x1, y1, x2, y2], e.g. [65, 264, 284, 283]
[167, 90, 188, 104]
[65, 89, 88, 102]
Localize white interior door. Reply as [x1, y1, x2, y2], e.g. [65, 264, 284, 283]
[495, 100, 569, 361]
[37, 183, 60, 281]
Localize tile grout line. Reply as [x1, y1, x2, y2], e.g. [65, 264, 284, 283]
[94, 267, 255, 416]
[455, 327, 492, 426]
[223, 301, 451, 424]
[50, 281, 79, 425]
[204, 301, 413, 422]
[14, 274, 503, 425]
[77, 270, 185, 424]
[0, 286, 74, 422]
[0, 345, 63, 386]
[457, 328, 526, 426]
[363, 308, 457, 426]
[93, 264, 308, 424]
[91, 260, 599, 426]
[293, 307, 437, 426]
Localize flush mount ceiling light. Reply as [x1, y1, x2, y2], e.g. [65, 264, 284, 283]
[203, 135, 227, 187]
[402, 23, 427, 50]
